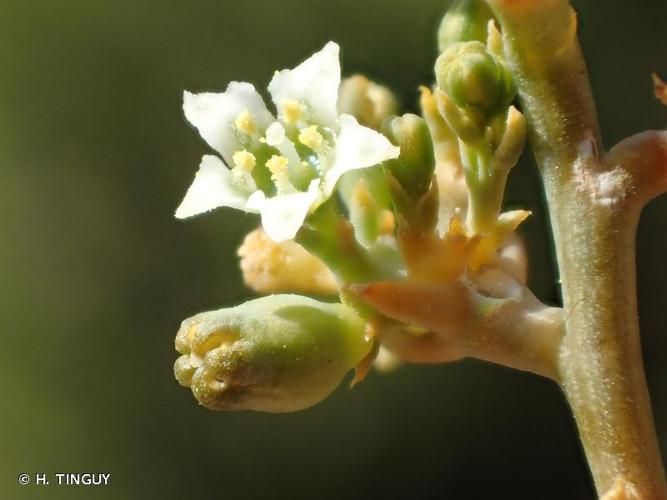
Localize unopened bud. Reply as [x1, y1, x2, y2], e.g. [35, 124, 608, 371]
[437, 0, 494, 52]
[435, 41, 515, 117]
[338, 75, 399, 130]
[174, 295, 373, 413]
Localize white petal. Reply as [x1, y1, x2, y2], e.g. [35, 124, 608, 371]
[175, 155, 255, 219]
[245, 189, 267, 212]
[183, 82, 274, 162]
[268, 42, 340, 127]
[324, 114, 400, 195]
[259, 180, 321, 242]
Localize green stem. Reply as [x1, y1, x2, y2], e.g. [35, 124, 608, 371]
[487, 0, 666, 497]
[460, 141, 507, 234]
[549, 167, 666, 499]
[297, 201, 381, 285]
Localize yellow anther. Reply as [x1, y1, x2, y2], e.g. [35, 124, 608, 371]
[232, 150, 256, 172]
[266, 155, 289, 179]
[234, 109, 256, 135]
[298, 126, 325, 152]
[282, 100, 302, 124]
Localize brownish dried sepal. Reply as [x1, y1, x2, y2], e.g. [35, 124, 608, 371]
[653, 73, 667, 106]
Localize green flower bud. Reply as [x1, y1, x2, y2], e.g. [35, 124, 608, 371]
[435, 41, 515, 117]
[381, 114, 435, 200]
[174, 295, 373, 413]
[437, 0, 494, 52]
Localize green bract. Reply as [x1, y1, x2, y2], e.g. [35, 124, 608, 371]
[174, 295, 373, 413]
[435, 41, 515, 116]
[381, 114, 435, 200]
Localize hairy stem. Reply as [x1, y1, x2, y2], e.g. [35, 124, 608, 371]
[487, 0, 666, 497]
[551, 166, 665, 499]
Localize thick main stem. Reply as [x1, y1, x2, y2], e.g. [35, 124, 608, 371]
[546, 174, 666, 498]
[486, 0, 666, 497]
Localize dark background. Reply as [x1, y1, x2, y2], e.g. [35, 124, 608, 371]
[1, 1, 666, 498]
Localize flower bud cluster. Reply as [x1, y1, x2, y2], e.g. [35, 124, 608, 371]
[173, 8, 533, 415]
[435, 20, 526, 235]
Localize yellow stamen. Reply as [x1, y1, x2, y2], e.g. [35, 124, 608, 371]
[282, 100, 302, 124]
[266, 155, 290, 182]
[298, 125, 325, 152]
[232, 150, 256, 172]
[234, 109, 256, 135]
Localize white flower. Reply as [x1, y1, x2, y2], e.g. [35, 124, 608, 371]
[175, 41, 400, 242]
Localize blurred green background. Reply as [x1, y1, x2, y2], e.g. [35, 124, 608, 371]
[1, 1, 666, 498]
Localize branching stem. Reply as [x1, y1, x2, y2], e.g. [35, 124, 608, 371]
[486, 0, 667, 497]
[353, 270, 564, 380]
